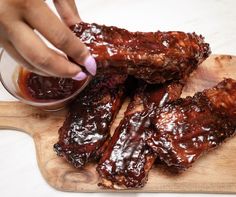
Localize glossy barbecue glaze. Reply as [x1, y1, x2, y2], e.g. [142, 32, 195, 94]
[54, 74, 127, 168]
[147, 78, 236, 171]
[97, 82, 183, 188]
[72, 22, 210, 84]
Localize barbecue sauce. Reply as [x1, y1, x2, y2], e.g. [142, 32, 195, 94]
[18, 69, 86, 102]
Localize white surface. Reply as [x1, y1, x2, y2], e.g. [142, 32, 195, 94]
[0, 0, 236, 197]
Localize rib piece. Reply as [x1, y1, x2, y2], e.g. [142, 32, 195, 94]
[97, 82, 183, 189]
[54, 73, 127, 168]
[147, 78, 236, 171]
[72, 22, 210, 84]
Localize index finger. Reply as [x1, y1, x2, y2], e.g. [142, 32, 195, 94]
[23, 1, 96, 75]
[53, 0, 81, 26]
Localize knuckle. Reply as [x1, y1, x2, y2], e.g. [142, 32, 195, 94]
[32, 53, 54, 68]
[53, 30, 70, 49]
[0, 6, 20, 35]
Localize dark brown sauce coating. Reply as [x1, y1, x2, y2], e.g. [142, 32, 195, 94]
[97, 82, 183, 188]
[54, 74, 127, 168]
[147, 78, 236, 171]
[98, 111, 153, 189]
[18, 69, 84, 101]
[72, 22, 210, 84]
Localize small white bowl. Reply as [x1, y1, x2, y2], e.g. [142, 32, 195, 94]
[0, 50, 90, 111]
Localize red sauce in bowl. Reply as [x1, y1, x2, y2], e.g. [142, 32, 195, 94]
[18, 69, 86, 102]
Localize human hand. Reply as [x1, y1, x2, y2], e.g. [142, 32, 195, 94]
[0, 0, 96, 81]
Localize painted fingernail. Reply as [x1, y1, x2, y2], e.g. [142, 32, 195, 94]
[84, 55, 97, 76]
[72, 71, 87, 81]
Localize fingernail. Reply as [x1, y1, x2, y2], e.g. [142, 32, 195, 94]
[72, 71, 87, 81]
[84, 55, 97, 76]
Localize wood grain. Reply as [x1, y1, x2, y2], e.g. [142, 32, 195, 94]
[0, 55, 236, 193]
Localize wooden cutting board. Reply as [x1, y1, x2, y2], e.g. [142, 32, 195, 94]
[0, 55, 236, 193]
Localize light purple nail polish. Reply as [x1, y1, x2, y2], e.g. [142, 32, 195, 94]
[72, 72, 87, 81]
[84, 55, 97, 76]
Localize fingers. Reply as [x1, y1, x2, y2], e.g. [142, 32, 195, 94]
[7, 21, 87, 80]
[67, 0, 80, 15]
[53, 0, 82, 26]
[23, 1, 97, 76]
[1, 40, 49, 76]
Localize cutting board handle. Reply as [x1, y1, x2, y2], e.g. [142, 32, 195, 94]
[0, 101, 36, 135]
[0, 101, 59, 136]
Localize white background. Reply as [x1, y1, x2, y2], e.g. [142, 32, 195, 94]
[0, 0, 236, 197]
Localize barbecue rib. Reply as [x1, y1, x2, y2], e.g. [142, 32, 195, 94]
[97, 82, 183, 189]
[54, 74, 127, 168]
[72, 22, 210, 84]
[147, 78, 236, 171]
